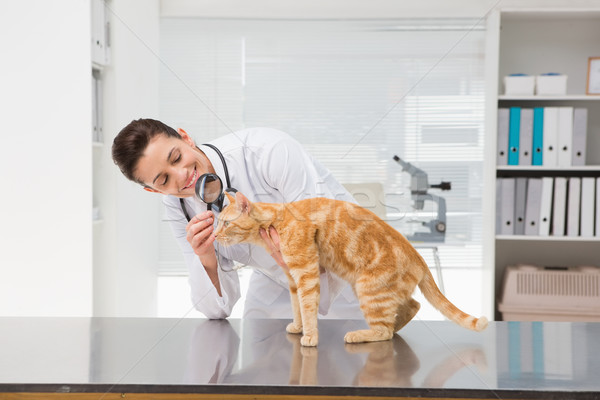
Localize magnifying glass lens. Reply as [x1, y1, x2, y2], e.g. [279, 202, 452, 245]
[196, 173, 223, 204]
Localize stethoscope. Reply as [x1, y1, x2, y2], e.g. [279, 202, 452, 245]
[177, 143, 299, 283]
[179, 143, 254, 273]
[179, 143, 237, 221]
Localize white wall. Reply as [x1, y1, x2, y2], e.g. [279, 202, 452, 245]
[0, 0, 93, 316]
[0, 0, 160, 317]
[93, 0, 161, 317]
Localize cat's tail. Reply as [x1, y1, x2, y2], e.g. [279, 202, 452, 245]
[418, 269, 488, 332]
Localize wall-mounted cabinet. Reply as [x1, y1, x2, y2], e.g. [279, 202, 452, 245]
[91, 0, 110, 67]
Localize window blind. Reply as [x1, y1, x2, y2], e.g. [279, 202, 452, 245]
[158, 18, 486, 275]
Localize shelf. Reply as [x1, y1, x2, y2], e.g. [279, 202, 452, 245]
[499, 95, 600, 101]
[497, 165, 600, 171]
[496, 235, 600, 242]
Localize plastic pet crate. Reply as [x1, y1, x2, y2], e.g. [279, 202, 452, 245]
[498, 264, 600, 321]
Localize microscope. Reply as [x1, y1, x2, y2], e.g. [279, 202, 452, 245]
[393, 156, 451, 243]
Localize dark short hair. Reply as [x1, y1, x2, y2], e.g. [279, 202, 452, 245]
[112, 118, 181, 186]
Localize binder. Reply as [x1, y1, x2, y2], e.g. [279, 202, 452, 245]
[552, 177, 567, 236]
[532, 107, 544, 166]
[514, 178, 528, 235]
[571, 108, 588, 166]
[524, 178, 543, 236]
[543, 107, 559, 167]
[508, 107, 521, 165]
[597, 178, 600, 237]
[96, 73, 104, 143]
[580, 177, 595, 237]
[92, 73, 98, 142]
[519, 108, 533, 166]
[497, 108, 510, 166]
[500, 178, 516, 235]
[557, 107, 574, 167]
[538, 177, 554, 236]
[566, 177, 581, 237]
[496, 179, 503, 235]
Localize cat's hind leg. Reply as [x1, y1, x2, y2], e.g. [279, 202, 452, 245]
[393, 298, 420, 332]
[344, 277, 402, 343]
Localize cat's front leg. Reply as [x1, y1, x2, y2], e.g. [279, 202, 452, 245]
[288, 265, 320, 347]
[284, 272, 303, 334]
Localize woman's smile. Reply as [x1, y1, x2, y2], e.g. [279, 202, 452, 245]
[182, 167, 199, 190]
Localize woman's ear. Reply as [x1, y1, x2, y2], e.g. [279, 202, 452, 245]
[177, 128, 195, 147]
[144, 187, 162, 194]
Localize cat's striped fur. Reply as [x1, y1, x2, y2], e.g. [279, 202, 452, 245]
[215, 192, 488, 346]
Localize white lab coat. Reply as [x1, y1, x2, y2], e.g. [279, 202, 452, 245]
[163, 127, 362, 319]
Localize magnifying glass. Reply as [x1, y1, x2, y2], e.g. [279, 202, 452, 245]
[195, 173, 224, 210]
[194, 173, 237, 211]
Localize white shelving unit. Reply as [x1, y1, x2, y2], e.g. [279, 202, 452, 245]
[91, 0, 110, 225]
[486, 9, 600, 319]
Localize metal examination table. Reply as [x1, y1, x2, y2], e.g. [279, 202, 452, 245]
[1, 317, 599, 399]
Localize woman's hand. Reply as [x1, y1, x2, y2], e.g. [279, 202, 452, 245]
[260, 226, 288, 270]
[186, 211, 216, 258]
[186, 211, 221, 295]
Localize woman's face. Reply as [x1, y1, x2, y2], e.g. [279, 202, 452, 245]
[134, 131, 213, 198]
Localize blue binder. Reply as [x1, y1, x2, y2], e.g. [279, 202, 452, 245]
[508, 107, 521, 165]
[532, 107, 544, 166]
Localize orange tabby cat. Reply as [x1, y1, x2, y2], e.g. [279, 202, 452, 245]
[214, 192, 488, 346]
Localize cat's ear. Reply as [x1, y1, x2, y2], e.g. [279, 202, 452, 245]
[235, 192, 252, 214]
[225, 191, 236, 204]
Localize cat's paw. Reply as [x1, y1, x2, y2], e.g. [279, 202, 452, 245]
[286, 322, 303, 334]
[300, 334, 318, 347]
[344, 331, 363, 343]
[344, 329, 393, 343]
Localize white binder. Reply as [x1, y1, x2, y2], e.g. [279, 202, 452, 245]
[557, 107, 574, 167]
[92, 73, 98, 142]
[552, 177, 567, 236]
[519, 109, 533, 166]
[514, 178, 528, 235]
[96, 73, 104, 143]
[525, 178, 543, 236]
[497, 108, 509, 166]
[500, 178, 516, 235]
[496, 179, 503, 234]
[580, 177, 596, 237]
[538, 177, 554, 236]
[567, 177, 581, 237]
[597, 178, 600, 237]
[543, 107, 559, 167]
[571, 108, 588, 166]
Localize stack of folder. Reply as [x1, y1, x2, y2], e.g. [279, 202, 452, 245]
[496, 177, 600, 237]
[497, 107, 588, 167]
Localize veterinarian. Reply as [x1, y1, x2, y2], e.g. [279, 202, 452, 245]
[112, 118, 361, 319]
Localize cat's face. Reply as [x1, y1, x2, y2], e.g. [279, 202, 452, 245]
[214, 192, 255, 246]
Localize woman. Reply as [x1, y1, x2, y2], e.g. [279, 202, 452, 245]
[112, 118, 361, 319]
